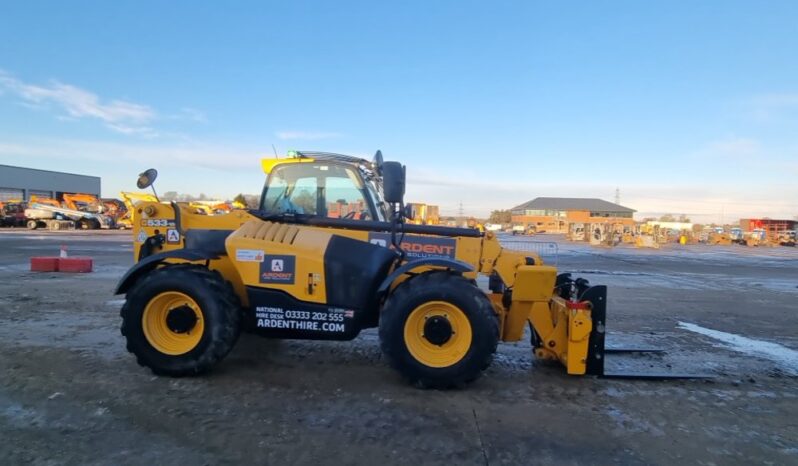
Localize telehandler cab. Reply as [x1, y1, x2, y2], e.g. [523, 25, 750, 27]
[116, 151, 694, 388]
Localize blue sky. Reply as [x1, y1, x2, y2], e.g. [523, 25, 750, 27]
[1, 1, 797, 222]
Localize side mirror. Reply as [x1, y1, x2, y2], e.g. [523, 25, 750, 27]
[137, 169, 158, 189]
[372, 150, 384, 174]
[382, 161, 405, 204]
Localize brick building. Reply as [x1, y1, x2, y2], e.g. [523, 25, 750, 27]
[510, 197, 636, 233]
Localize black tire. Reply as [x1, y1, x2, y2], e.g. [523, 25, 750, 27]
[120, 265, 242, 376]
[379, 271, 499, 389]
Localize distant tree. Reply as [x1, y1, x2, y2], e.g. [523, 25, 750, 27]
[678, 214, 691, 223]
[233, 193, 247, 206]
[243, 194, 260, 209]
[161, 191, 179, 202]
[659, 214, 676, 222]
[292, 190, 316, 213]
[489, 209, 512, 224]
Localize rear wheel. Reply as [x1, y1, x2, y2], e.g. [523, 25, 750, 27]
[379, 271, 499, 388]
[120, 265, 241, 376]
[26, 220, 38, 230]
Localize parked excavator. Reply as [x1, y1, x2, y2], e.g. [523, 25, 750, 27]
[114, 151, 703, 388]
[29, 195, 62, 208]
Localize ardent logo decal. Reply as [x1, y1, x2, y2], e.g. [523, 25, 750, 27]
[271, 259, 284, 272]
[367, 232, 456, 260]
[259, 255, 295, 284]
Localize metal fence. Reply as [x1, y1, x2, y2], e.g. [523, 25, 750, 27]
[498, 239, 559, 266]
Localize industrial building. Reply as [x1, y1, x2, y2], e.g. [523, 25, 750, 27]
[0, 165, 101, 202]
[739, 218, 796, 238]
[511, 197, 636, 233]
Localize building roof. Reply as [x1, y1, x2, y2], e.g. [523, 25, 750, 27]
[0, 164, 100, 180]
[511, 197, 636, 213]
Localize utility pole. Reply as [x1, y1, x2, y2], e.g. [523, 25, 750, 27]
[458, 201, 465, 227]
[614, 187, 620, 206]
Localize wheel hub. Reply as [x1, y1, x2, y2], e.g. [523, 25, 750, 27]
[423, 315, 453, 346]
[166, 305, 198, 333]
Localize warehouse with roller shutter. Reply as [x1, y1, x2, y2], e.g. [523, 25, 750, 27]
[0, 165, 101, 202]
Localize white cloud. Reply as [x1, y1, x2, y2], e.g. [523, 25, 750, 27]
[275, 131, 343, 141]
[0, 71, 156, 135]
[0, 137, 264, 170]
[171, 107, 207, 123]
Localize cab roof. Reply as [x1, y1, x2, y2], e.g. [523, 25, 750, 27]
[261, 151, 380, 180]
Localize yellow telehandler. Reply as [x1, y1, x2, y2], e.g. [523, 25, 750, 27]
[115, 151, 697, 388]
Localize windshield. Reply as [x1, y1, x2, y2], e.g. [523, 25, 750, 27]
[260, 162, 385, 221]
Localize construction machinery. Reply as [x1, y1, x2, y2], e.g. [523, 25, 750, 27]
[115, 151, 699, 388]
[25, 202, 112, 230]
[0, 200, 27, 227]
[706, 227, 732, 246]
[62, 193, 106, 214]
[102, 198, 128, 228]
[777, 230, 796, 247]
[567, 223, 586, 241]
[29, 195, 62, 208]
[61, 193, 113, 229]
[118, 192, 160, 229]
[406, 203, 440, 225]
[730, 227, 746, 245]
[211, 201, 247, 214]
[745, 228, 769, 247]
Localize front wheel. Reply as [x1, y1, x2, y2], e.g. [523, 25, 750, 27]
[26, 220, 38, 230]
[379, 271, 499, 389]
[120, 265, 241, 376]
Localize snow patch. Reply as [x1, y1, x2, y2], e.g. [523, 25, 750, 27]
[678, 321, 798, 375]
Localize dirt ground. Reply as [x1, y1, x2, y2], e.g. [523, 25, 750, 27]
[1, 229, 796, 465]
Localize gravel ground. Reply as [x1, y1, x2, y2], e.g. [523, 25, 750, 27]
[1, 229, 796, 465]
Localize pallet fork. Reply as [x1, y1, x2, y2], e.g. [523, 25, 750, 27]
[557, 274, 710, 380]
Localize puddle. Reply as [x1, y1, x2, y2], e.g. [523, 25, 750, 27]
[678, 321, 798, 375]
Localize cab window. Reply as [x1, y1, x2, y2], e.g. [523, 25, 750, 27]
[260, 163, 376, 220]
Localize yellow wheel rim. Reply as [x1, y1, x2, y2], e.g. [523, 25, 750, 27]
[142, 291, 204, 355]
[403, 301, 472, 368]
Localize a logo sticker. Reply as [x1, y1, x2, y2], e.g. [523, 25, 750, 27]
[166, 229, 180, 243]
[259, 255, 296, 284]
[136, 230, 147, 243]
[236, 249, 265, 262]
[368, 232, 456, 260]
